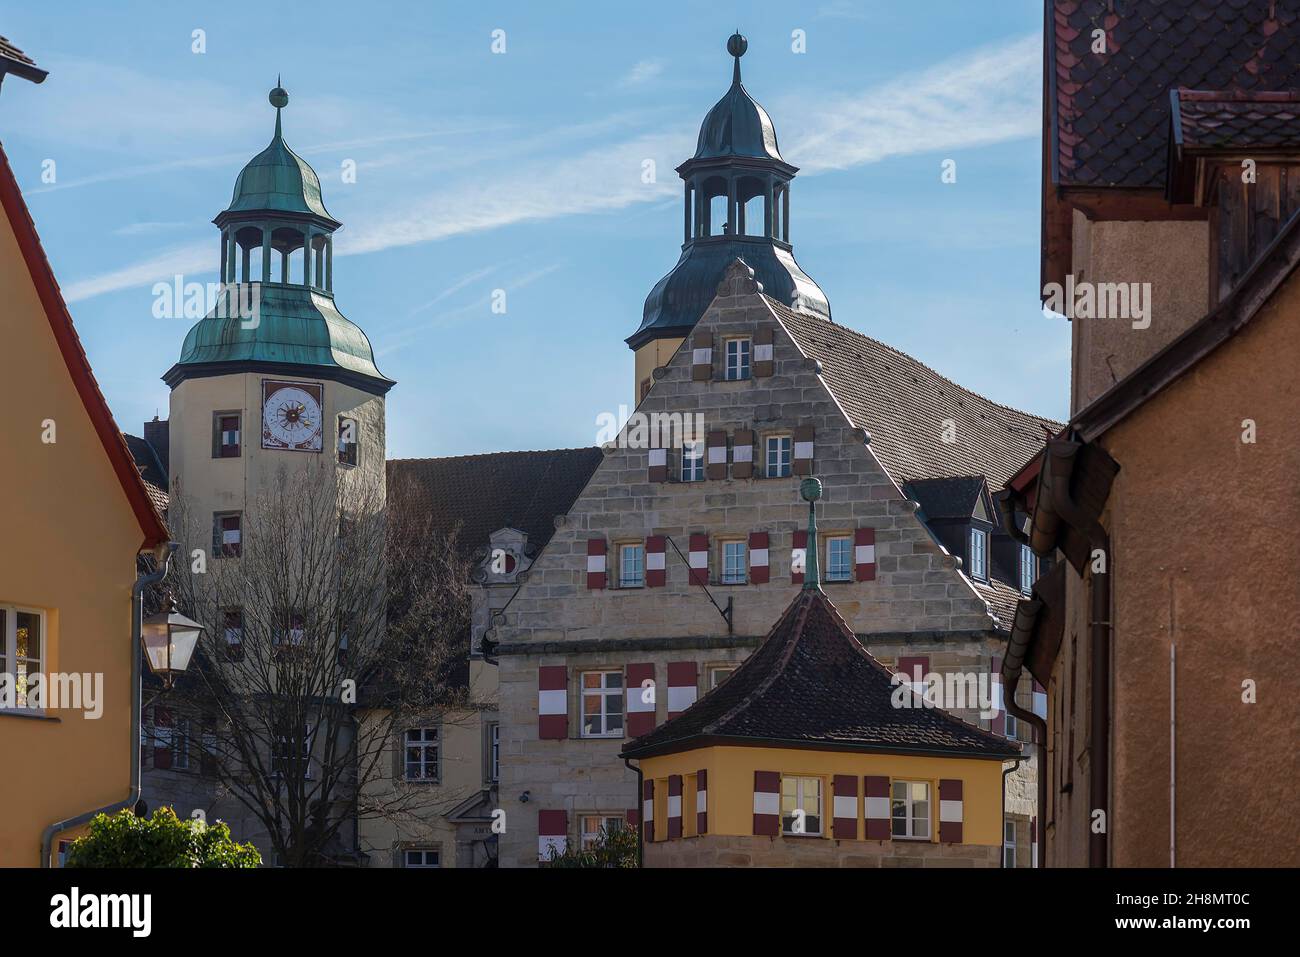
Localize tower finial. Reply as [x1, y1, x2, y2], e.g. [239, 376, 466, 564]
[727, 32, 747, 85]
[800, 477, 823, 591]
[269, 78, 289, 139]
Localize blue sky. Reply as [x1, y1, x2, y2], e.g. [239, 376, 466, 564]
[3, 0, 1067, 458]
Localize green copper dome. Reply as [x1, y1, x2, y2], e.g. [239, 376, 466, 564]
[223, 85, 335, 221]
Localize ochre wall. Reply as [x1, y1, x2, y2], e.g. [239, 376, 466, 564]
[639, 744, 1006, 847]
[0, 204, 147, 865]
[633, 336, 684, 404]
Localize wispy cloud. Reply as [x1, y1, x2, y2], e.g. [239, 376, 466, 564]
[63, 241, 212, 303]
[620, 59, 665, 87]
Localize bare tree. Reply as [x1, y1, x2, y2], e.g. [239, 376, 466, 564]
[164, 461, 471, 866]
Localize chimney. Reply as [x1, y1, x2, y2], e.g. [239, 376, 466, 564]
[143, 415, 169, 475]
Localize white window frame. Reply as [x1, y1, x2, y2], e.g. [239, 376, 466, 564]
[1019, 543, 1035, 595]
[891, 779, 932, 840]
[968, 527, 988, 580]
[404, 726, 440, 782]
[724, 338, 752, 381]
[402, 847, 441, 868]
[580, 670, 624, 738]
[1004, 819, 1017, 868]
[579, 814, 625, 849]
[708, 666, 734, 689]
[825, 536, 853, 582]
[780, 775, 823, 836]
[721, 540, 747, 585]
[1005, 711, 1018, 740]
[0, 605, 45, 712]
[681, 440, 705, 482]
[619, 542, 645, 588]
[765, 435, 792, 478]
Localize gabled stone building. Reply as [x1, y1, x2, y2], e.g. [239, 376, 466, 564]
[492, 34, 1060, 870]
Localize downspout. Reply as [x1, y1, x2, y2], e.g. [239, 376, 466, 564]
[623, 757, 644, 869]
[40, 541, 177, 866]
[1048, 465, 1111, 869]
[1000, 758, 1021, 868]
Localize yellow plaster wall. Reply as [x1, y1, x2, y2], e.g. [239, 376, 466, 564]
[633, 337, 685, 404]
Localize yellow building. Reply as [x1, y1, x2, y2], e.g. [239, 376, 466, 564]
[621, 481, 1019, 867]
[0, 136, 169, 865]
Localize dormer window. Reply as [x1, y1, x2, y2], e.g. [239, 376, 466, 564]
[725, 338, 752, 380]
[968, 527, 988, 581]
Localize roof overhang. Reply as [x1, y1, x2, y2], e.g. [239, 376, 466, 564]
[622, 732, 1019, 763]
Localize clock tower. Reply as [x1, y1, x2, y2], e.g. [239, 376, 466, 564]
[163, 83, 393, 536]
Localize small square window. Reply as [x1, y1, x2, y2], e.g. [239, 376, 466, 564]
[681, 441, 705, 482]
[580, 815, 625, 849]
[765, 436, 792, 477]
[780, 775, 822, 835]
[337, 417, 359, 467]
[826, 536, 853, 581]
[213, 512, 242, 558]
[708, 666, 735, 689]
[580, 671, 624, 738]
[619, 543, 645, 588]
[721, 541, 747, 584]
[213, 413, 241, 458]
[725, 338, 752, 381]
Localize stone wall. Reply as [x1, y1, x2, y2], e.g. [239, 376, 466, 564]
[646, 834, 1001, 868]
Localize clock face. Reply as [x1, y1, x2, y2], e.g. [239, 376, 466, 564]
[262, 380, 324, 452]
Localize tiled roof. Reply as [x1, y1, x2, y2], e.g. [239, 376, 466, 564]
[969, 577, 1023, 631]
[1050, 0, 1300, 189]
[905, 475, 986, 521]
[123, 433, 170, 514]
[623, 586, 1020, 759]
[1171, 89, 1300, 151]
[772, 300, 1061, 487]
[0, 35, 47, 83]
[387, 448, 603, 558]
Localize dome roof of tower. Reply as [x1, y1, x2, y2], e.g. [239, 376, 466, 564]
[223, 85, 334, 221]
[693, 34, 784, 162]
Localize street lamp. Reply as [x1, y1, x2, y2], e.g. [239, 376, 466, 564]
[141, 596, 204, 688]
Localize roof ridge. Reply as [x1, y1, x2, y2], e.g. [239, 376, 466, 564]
[768, 295, 1065, 427]
[387, 446, 600, 465]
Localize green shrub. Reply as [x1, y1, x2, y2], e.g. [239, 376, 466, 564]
[64, 806, 261, 868]
[541, 824, 638, 868]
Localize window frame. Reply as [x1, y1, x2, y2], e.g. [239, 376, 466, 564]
[890, 779, 933, 840]
[401, 847, 441, 868]
[213, 511, 242, 558]
[271, 724, 313, 780]
[708, 665, 735, 689]
[1003, 819, 1018, 868]
[0, 605, 45, 712]
[680, 440, 705, 482]
[1019, 543, 1035, 595]
[404, 726, 441, 783]
[780, 775, 824, 836]
[825, 535, 853, 582]
[212, 411, 242, 459]
[579, 814, 625, 850]
[579, 670, 625, 739]
[618, 542, 645, 589]
[724, 337, 752, 381]
[968, 526, 989, 581]
[765, 435, 792, 478]
[337, 416, 359, 468]
[720, 539, 747, 585]
[485, 721, 500, 784]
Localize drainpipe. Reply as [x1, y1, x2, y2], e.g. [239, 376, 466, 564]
[40, 542, 177, 866]
[1048, 467, 1111, 869]
[623, 757, 644, 869]
[1000, 758, 1021, 868]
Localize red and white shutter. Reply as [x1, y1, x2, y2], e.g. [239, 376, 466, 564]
[696, 769, 708, 834]
[667, 661, 698, 718]
[897, 655, 929, 702]
[538, 809, 567, 861]
[586, 538, 607, 589]
[939, 779, 964, 843]
[626, 808, 639, 828]
[732, 429, 754, 479]
[667, 775, 683, 839]
[537, 666, 567, 740]
[749, 532, 770, 583]
[833, 775, 859, 840]
[688, 533, 709, 586]
[753, 771, 780, 836]
[153, 706, 173, 770]
[791, 530, 807, 585]
[754, 326, 774, 377]
[625, 663, 656, 737]
[990, 656, 1005, 735]
[646, 535, 666, 587]
[705, 430, 728, 480]
[691, 332, 713, 381]
[648, 446, 668, 483]
[854, 527, 876, 581]
[864, 775, 891, 839]
[643, 779, 655, 842]
[793, 424, 815, 475]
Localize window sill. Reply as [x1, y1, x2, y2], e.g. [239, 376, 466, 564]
[579, 734, 625, 741]
[0, 709, 58, 722]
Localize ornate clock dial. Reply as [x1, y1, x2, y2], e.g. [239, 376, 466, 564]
[262, 384, 323, 451]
